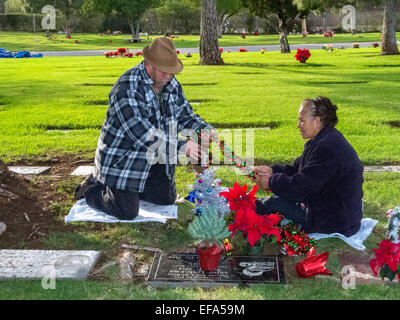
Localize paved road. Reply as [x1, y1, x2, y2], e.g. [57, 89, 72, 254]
[32, 41, 379, 57]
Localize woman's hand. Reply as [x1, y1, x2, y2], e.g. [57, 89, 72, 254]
[255, 174, 271, 192]
[253, 166, 273, 176]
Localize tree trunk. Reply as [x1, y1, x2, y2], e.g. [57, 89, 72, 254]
[301, 18, 307, 36]
[0, 0, 5, 14]
[277, 13, 290, 53]
[381, 0, 399, 55]
[129, 20, 140, 39]
[199, 0, 224, 65]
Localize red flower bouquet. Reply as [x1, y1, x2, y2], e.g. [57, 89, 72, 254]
[369, 239, 400, 282]
[294, 48, 311, 63]
[241, 33, 246, 39]
[372, 42, 380, 48]
[118, 48, 127, 55]
[220, 182, 281, 247]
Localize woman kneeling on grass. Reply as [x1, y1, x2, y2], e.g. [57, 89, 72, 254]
[254, 96, 363, 237]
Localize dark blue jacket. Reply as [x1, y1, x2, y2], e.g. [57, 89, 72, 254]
[270, 127, 363, 236]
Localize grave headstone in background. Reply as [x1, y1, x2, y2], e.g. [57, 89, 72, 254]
[147, 252, 286, 288]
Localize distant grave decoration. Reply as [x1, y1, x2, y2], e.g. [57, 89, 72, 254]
[369, 206, 400, 283]
[352, 43, 360, 48]
[294, 48, 311, 63]
[322, 44, 335, 52]
[104, 48, 134, 58]
[372, 42, 380, 48]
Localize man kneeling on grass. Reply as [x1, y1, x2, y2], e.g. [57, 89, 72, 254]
[74, 37, 215, 220]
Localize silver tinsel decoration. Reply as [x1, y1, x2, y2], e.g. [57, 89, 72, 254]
[186, 167, 230, 218]
[386, 207, 400, 244]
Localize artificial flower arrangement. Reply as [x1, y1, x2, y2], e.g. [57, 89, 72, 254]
[352, 43, 360, 48]
[294, 48, 311, 63]
[239, 48, 248, 52]
[254, 31, 259, 36]
[261, 48, 266, 54]
[372, 42, 380, 48]
[104, 48, 134, 58]
[241, 33, 246, 39]
[370, 207, 400, 283]
[220, 182, 282, 249]
[185, 53, 192, 58]
[369, 239, 400, 282]
[322, 44, 334, 52]
[220, 182, 317, 257]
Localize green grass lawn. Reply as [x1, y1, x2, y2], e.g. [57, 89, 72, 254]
[1, 47, 400, 299]
[0, 31, 395, 52]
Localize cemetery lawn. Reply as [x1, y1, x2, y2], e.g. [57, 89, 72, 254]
[0, 31, 397, 52]
[1, 48, 400, 299]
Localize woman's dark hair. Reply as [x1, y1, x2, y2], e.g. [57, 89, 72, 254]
[303, 96, 338, 127]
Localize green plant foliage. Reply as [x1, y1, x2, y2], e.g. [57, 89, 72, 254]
[188, 205, 231, 245]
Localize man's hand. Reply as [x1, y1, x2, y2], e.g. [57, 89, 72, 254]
[199, 128, 218, 143]
[186, 139, 208, 162]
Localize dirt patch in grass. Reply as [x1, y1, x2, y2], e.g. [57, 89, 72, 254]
[0, 154, 94, 249]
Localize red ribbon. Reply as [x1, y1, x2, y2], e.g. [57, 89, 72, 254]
[296, 252, 332, 278]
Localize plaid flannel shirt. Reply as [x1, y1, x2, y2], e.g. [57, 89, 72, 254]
[93, 61, 211, 192]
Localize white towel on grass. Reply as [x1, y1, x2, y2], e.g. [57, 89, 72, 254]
[65, 199, 178, 224]
[309, 218, 378, 251]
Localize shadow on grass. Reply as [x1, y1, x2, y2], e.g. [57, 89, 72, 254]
[210, 121, 281, 129]
[84, 100, 109, 106]
[38, 124, 102, 130]
[181, 82, 218, 86]
[382, 121, 400, 128]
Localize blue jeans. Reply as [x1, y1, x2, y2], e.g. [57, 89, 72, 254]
[84, 164, 176, 220]
[255, 196, 306, 226]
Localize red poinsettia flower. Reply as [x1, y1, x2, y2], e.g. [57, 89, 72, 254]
[219, 181, 257, 212]
[118, 48, 127, 53]
[294, 48, 311, 63]
[229, 210, 281, 246]
[369, 239, 400, 275]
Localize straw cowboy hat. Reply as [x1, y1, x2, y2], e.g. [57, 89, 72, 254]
[143, 37, 183, 74]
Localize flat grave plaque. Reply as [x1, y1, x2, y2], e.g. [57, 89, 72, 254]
[338, 253, 390, 285]
[147, 252, 286, 288]
[8, 166, 51, 175]
[70, 166, 94, 176]
[0, 250, 101, 280]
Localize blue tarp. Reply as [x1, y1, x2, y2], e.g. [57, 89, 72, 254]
[0, 47, 43, 59]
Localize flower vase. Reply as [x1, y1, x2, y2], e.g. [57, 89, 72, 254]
[196, 244, 222, 271]
[248, 242, 264, 255]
